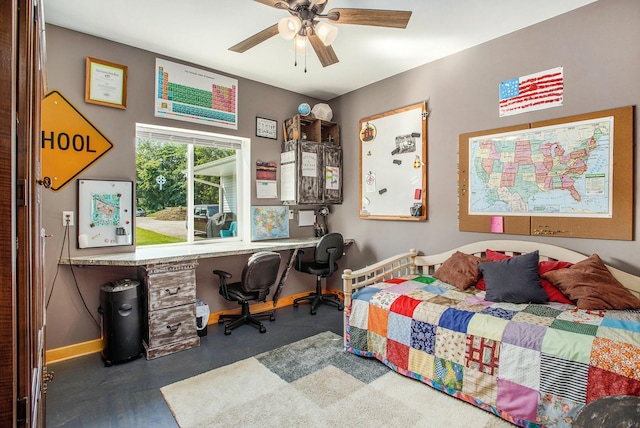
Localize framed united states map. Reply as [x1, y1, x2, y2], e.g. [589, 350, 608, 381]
[458, 106, 633, 240]
[468, 117, 613, 218]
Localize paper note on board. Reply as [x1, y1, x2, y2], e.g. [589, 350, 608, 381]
[281, 151, 295, 164]
[326, 166, 340, 190]
[256, 180, 277, 198]
[301, 152, 317, 177]
[491, 216, 504, 233]
[281, 163, 296, 201]
[298, 210, 315, 227]
[365, 172, 376, 193]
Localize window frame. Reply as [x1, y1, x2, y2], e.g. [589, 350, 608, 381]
[135, 123, 251, 245]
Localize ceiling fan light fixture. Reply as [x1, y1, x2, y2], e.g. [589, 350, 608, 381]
[315, 21, 338, 46]
[278, 16, 302, 40]
[293, 34, 308, 53]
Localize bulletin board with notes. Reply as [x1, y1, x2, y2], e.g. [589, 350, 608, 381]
[359, 102, 428, 221]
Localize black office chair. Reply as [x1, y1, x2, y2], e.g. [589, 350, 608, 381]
[213, 251, 281, 335]
[293, 232, 345, 315]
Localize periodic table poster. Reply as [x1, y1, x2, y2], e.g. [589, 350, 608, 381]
[155, 58, 238, 129]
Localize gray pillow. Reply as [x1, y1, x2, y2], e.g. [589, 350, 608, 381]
[478, 250, 549, 304]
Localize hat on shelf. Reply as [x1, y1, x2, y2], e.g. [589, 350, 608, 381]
[311, 103, 332, 121]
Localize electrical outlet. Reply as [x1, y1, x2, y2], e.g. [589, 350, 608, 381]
[62, 211, 74, 226]
[289, 210, 294, 220]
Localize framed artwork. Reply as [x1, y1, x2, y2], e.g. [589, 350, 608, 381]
[256, 117, 278, 140]
[251, 206, 289, 241]
[77, 179, 133, 248]
[85, 57, 128, 109]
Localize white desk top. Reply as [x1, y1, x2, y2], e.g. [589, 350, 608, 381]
[60, 237, 353, 267]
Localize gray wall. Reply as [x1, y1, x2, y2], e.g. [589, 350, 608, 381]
[43, 25, 326, 349]
[331, 0, 640, 277]
[45, 0, 640, 351]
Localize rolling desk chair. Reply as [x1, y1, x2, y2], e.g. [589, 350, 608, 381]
[213, 251, 281, 335]
[293, 232, 345, 315]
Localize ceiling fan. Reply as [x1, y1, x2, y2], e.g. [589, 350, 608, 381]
[229, 0, 412, 68]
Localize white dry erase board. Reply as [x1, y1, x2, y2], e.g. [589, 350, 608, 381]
[359, 102, 428, 220]
[77, 179, 134, 248]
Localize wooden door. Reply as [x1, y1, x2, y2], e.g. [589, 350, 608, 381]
[0, 0, 16, 423]
[2, 0, 48, 425]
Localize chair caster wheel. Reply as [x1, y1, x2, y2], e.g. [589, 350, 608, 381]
[338, 303, 344, 311]
[293, 302, 299, 308]
[269, 315, 276, 321]
[260, 326, 267, 333]
[311, 309, 317, 315]
[104, 360, 112, 367]
[224, 328, 232, 335]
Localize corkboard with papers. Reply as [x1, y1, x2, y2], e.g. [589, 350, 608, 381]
[458, 106, 633, 240]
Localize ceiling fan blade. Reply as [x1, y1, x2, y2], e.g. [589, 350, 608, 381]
[308, 33, 339, 67]
[253, 0, 287, 8]
[328, 8, 412, 29]
[229, 24, 279, 53]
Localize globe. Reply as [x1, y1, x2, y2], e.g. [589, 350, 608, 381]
[298, 103, 311, 116]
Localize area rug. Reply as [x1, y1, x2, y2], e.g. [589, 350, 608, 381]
[161, 331, 514, 427]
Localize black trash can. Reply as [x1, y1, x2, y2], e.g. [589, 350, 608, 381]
[98, 279, 143, 367]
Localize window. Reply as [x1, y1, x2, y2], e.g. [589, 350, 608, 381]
[135, 123, 250, 246]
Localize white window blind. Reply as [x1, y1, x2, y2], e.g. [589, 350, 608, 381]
[136, 123, 242, 150]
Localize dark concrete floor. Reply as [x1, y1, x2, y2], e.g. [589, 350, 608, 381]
[46, 304, 344, 427]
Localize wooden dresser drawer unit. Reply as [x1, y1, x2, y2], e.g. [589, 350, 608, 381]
[140, 261, 199, 359]
[146, 269, 196, 311]
[144, 304, 199, 359]
[146, 304, 197, 348]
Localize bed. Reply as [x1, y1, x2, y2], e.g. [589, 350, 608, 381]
[342, 240, 640, 427]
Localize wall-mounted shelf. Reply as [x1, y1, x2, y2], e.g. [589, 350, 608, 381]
[281, 115, 342, 205]
[284, 114, 340, 146]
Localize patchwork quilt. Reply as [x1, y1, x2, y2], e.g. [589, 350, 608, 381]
[345, 275, 640, 428]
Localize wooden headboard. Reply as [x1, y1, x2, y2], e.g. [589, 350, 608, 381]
[342, 240, 640, 301]
[413, 240, 640, 297]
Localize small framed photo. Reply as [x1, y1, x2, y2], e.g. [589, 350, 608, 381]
[85, 57, 128, 109]
[256, 117, 278, 140]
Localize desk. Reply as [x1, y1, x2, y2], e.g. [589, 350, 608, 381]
[59, 237, 348, 267]
[61, 237, 353, 359]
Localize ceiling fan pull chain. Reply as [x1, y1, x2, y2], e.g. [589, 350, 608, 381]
[304, 40, 307, 73]
[294, 38, 298, 68]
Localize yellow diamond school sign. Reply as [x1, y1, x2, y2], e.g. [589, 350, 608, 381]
[41, 90, 114, 191]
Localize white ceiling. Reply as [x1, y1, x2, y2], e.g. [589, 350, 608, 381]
[43, 0, 597, 101]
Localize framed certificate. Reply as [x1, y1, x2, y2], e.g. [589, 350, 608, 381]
[85, 57, 128, 109]
[256, 117, 278, 140]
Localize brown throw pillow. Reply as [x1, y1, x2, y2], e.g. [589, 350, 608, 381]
[541, 254, 640, 310]
[433, 251, 482, 290]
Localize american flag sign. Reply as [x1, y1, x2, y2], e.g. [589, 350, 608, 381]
[499, 67, 563, 117]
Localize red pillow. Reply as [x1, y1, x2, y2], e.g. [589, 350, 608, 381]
[538, 260, 574, 304]
[486, 249, 511, 261]
[475, 249, 574, 304]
